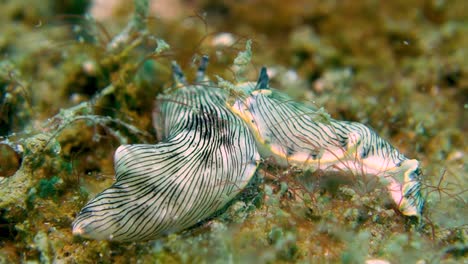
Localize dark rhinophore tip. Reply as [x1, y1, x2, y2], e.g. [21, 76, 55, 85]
[196, 55, 209, 82]
[255, 67, 269, 90]
[171, 61, 187, 85]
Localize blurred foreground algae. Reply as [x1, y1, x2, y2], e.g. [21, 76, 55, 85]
[0, 0, 467, 263]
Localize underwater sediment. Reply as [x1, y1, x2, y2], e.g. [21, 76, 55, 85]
[0, 0, 466, 263]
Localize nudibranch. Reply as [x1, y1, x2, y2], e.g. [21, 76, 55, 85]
[73, 60, 424, 242]
[72, 57, 260, 241]
[227, 67, 424, 217]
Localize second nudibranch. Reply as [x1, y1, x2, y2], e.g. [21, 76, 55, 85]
[227, 67, 424, 217]
[72, 58, 260, 241]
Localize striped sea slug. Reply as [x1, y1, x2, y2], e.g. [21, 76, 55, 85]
[73, 60, 424, 242]
[227, 67, 424, 217]
[72, 57, 260, 241]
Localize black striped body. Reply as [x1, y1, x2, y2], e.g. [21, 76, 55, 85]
[72, 64, 424, 242]
[72, 84, 259, 241]
[228, 82, 423, 217]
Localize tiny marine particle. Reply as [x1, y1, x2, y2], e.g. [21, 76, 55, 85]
[73, 60, 424, 242]
[227, 67, 424, 217]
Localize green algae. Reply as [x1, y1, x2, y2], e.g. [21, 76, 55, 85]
[37, 176, 63, 199]
[0, 0, 466, 263]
